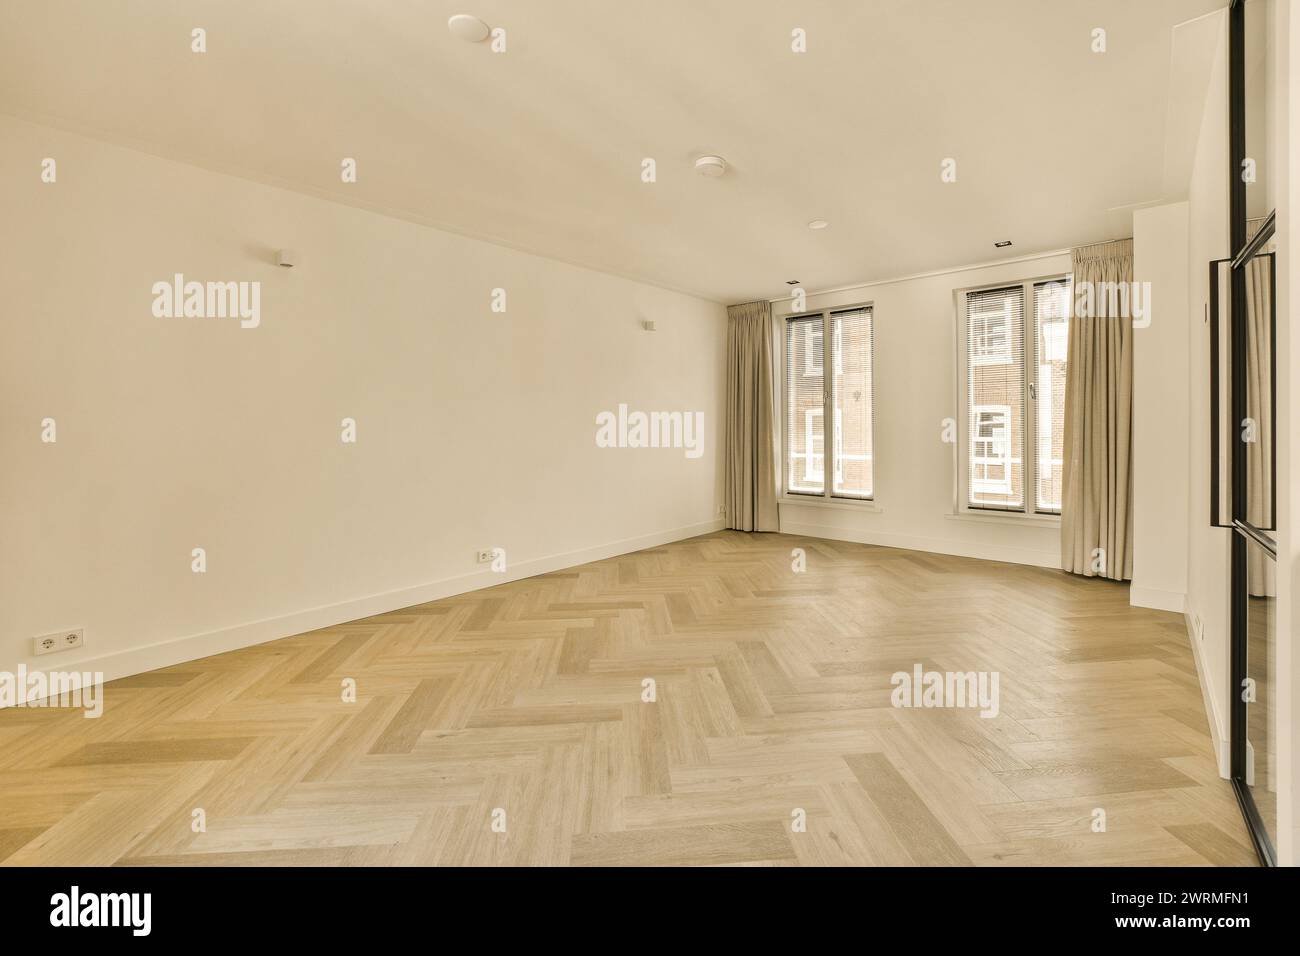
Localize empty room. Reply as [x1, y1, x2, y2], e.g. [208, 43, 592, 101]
[0, 0, 1296, 907]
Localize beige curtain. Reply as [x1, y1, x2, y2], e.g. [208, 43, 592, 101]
[1061, 239, 1133, 580]
[724, 300, 779, 532]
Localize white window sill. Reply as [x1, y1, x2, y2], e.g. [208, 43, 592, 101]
[944, 511, 1060, 528]
[779, 494, 883, 514]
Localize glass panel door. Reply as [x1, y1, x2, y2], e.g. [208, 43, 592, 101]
[1244, 535, 1277, 849]
[1225, 0, 1277, 867]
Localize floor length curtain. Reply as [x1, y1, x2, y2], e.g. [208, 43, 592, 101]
[725, 300, 779, 532]
[1061, 239, 1134, 580]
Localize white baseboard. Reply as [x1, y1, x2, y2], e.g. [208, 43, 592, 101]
[5, 518, 724, 706]
[778, 520, 1060, 569]
[1129, 585, 1187, 613]
[1184, 610, 1229, 777]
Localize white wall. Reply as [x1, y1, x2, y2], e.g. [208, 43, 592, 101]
[772, 254, 1069, 568]
[1131, 202, 1191, 614]
[0, 115, 727, 685]
[1183, 12, 1232, 773]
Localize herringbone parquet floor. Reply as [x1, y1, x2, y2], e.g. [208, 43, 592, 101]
[0, 531, 1257, 866]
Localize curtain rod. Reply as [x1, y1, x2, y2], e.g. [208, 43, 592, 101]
[765, 247, 1069, 304]
[764, 236, 1136, 305]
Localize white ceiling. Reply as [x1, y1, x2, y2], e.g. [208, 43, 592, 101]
[0, 0, 1223, 303]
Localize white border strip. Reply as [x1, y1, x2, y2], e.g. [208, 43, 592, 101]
[778, 519, 1060, 569]
[1184, 611, 1230, 777]
[1129, 585, 1188, 613]
[6, 519, 724, 705]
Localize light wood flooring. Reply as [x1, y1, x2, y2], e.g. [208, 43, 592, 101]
[0, 531, 1257, 866]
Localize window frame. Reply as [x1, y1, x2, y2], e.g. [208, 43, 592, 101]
[953, 274, 1070, 521]
[780, 301, 875, 504]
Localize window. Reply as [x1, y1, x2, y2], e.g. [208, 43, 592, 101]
[802, 408, 823, 482]
[803, 325, 822, 374]
[801, 324, 843, 376]
[784, 305, 873, 500]
[971, 405, 1012, 495]
[1033, 280, 1070, 512]
[959, 277, 1070, 515]
[969, 306, 1012, 365]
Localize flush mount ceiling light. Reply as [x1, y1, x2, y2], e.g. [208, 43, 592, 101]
[808, 219, 829, 230]
[694, 155, 728, 178]
[447, 14, 491, 42]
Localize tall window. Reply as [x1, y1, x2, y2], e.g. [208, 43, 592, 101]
[960, 277, 1070, 514]
[785, 305, 873, 500]
[1033, 280, 1070, 512]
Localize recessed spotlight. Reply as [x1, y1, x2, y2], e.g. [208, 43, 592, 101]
[786, 279, 801, 285]
[808, 219, 829, 230]
[994, 239, 1013, 248]
[694, 155, 728, 178]
[448, 14, 491, 42]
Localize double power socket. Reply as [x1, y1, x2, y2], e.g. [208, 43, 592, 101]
[34, 628, 85, 657]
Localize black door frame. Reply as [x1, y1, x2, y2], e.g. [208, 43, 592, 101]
[1225, 0, 1277, 868]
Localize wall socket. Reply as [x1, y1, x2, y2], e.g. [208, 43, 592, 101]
[34, 628, 84, 656]
[476, 549, 495, 564]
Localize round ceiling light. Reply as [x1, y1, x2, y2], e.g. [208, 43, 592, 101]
[694, 155, 728, 178]
[808, 219, 829, 230]
[448, 14, 491, 42]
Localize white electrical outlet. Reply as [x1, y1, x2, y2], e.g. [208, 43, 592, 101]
[716, 505, 725, 516]
[34, 628, 84, 656]
[476, 549, 494, 564]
